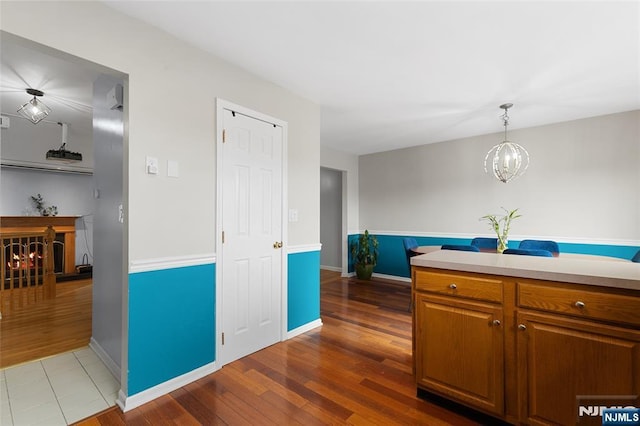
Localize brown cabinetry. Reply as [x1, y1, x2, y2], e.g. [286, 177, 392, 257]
[516, 280, 640, 425]
[413, 269, 509, 418]
[412, 268, 640, 425]
[415, 292, 504, 415]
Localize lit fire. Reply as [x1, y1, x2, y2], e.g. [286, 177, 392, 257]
[7, 251, 43, 270]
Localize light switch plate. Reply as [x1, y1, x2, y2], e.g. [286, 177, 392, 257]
[146, 156, 158, 174]
[288, 209, 299, 222]
[167, 160, 179, 177]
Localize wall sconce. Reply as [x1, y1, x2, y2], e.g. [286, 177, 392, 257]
[17, 88, 52, 124]
[484, 103, 529, 183]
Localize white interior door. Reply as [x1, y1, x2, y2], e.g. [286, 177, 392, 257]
[220, 107, 283, 366]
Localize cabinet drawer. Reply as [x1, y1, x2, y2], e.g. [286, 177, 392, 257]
[518, 281, 640, 326]
[414, 270, 503, 303]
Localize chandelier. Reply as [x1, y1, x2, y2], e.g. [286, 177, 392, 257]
[484, 103, 529, 183]
[17, 88, 52, 124]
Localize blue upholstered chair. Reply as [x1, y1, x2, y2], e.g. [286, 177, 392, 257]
[519, 240, 559, 256]
[504, 248, 553, 257]
[402, 237, 419, 311]
[632, 249, 640, 263]
[402, 237, 419, 273]
[471, 237, 498, 252]
[441, 244, 480, 252]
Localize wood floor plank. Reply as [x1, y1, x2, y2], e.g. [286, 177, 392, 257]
[258, 390, 330, 426]
[219, 390, 280, 425]
[74, 271, 484, 425]
[182, 379, 250, 426]
[169, 386, 225, 425]
[0, 279, 92, 368]
[243, 368, 307, 408]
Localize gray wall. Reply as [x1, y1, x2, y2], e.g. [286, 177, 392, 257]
[320, 167, 342, 269]
[320, 146, 359, 234]
[92, 74, 125, 370]
[359, 110, 640, 243]
[0, 167, 94, 264]
[0, 114, 93, 173]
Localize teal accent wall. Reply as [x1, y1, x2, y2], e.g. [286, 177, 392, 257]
[349, 233, 639, 279]
[347, 233, 358, 273]
[554, 242, 639, 260]
[288, 250, 320, 331]
[128, 263, 215, 395]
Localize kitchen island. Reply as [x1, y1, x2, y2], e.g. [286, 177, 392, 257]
[410, 250, 640, 425]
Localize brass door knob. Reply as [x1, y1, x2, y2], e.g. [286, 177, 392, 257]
[273, 241, 283, 249]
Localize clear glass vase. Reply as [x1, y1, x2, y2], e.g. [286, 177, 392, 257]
[497, 237, 508, 253]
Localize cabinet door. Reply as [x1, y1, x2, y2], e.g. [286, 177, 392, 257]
[415, 293, 504, 416]
[517, 311, 640, 426]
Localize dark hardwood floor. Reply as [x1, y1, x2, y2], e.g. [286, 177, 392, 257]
[76, 271, 484, 425]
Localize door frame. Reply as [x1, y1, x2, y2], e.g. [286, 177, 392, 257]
[215, 98, 288, 367]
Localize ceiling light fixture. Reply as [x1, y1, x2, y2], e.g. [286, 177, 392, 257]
[484, 103, 529, 183]
[17, 88, 52, 124]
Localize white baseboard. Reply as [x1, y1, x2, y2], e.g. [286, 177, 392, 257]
[89, 338, 121, 382]
[342, 271, 410, 283]
[116, 361, 218, 412]
[371, 272, 411, 284]
[320, 265, 341, 272]
[286, 318, 323, 339]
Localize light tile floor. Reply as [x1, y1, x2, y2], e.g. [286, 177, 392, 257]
[1, 347, 119, 425]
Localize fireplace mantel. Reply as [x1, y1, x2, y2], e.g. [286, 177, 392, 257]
[1, 216, 78, 274]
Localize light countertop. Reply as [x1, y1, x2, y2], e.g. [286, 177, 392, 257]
[411, 250, 640, 291]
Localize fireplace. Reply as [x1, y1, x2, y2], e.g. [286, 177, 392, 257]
[3, 238, 64, 275]
[1, 223, 57, 312]
[1, 216, 77, 276]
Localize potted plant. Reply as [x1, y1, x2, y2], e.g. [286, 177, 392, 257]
[480, 208, 521, 253]
[30, 193, 58, 216]
[351, 230, 379, 280]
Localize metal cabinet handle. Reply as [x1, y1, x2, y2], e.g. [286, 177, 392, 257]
[492, 319, 501, 326]
[518, 324, 527, 331]
[449, 283, 457, 289]
[575, 301, 585, 308]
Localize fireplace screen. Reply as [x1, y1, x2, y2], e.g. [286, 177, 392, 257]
[3, 233, 64, 290]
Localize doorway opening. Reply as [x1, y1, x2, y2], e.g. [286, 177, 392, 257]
[0, 31, 128, 423]
[320, 167, 348, 276]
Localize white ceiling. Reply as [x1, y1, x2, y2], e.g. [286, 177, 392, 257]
[102, 1, 640, 155]
[0, 34, 100, 152]
[2, 2, 639, 156]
